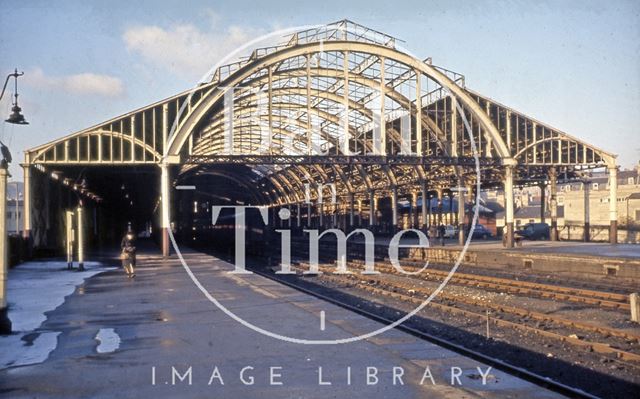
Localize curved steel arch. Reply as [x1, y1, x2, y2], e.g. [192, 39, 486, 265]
[233, 66, 451, 147]
[166, 41, 510, 161]
[31, 129, 162, 164]
[194, 75, 450, 156]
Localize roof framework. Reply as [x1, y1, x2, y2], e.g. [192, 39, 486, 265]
[25, 20, 615, 206]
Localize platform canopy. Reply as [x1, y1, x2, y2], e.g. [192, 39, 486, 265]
[22, 20, 619, 250]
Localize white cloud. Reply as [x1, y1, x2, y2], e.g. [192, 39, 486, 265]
[25, 68, 125, 97]
[63, 73, 124, 97]
[122, 19, 266, 80]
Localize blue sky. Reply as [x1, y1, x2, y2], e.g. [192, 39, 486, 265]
[0, 0, 638, 179]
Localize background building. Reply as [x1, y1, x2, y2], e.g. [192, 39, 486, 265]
[7, 182, 23, 235]
[488, 163, 640, 242]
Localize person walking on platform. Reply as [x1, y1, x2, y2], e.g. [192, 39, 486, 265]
[438, 223, 446, 247]
[428, 224, 437, 241]
[121, 225, 137, 278]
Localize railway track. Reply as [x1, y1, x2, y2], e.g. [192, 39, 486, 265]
[289, 261, 640, 364]
[244, 262, 601, 398]
[347, 258, 631, 311]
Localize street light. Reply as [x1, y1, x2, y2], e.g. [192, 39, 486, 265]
[0, 69, 28, 125]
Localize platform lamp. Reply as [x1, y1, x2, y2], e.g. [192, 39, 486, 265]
[1, 69, 29, 125]
[0, 68, 29, 334]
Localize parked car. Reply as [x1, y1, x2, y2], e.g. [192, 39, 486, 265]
[443, 224, 457, 238]
[515, 222, 550, 240]
[470, 224, 492, 239]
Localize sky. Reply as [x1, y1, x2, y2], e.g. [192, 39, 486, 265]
[0, 0, 638, 180]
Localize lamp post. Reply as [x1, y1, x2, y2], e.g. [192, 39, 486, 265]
[1, 69, 29, 125]
[0, 68, 29, 334]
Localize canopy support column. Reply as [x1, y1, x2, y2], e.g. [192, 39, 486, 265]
[0, 165, 10, 334]
[549, 167, 558, 241]
[66, 210, 74, 269]
[161, 163, 171, 258]
[411, 191, 419, 228]
[457, 172, 466, 246]
[22, 164, 31, 243]
[583, 178, 590, 242]
[77, 206, 85, 271]
[349, 194, 355, 227]
[609, 164, 618, 244]
[391, 187, 398, 231]
[504, 164, 515, 248]
[369, 190, 376, 227]
[421, 182, 428, 229]
[448, 191, 454, 225]
[332, 200, 337, 228]
[539, 181, 546, 224]
[436, 189, 443, 226]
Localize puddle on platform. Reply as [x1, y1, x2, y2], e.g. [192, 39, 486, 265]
[95, 328, 121, 354]
[0, 331, 61, 369]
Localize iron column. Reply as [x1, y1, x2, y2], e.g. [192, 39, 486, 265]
[391, 187, 398, 231]
[504, 163, 515, 248]
[457, 172, 466, 246]
[539, 181, 546, 224]
[66, 210, 74, 269]
[421, 181, 428, 229]
[583, 178, 590, 242]
[349, 193, 355, 227]
[609, 164, 618, 244]
[369, 190, 375, 227]
[77, 205, 85, 271]
[436, 189, 443, 226]
[412, 191, 419, 228]
[161, 163, 170, 258]
[22, 164, 31, 244]
[549, 167, 558, 241]
[0, 165, 10, 334]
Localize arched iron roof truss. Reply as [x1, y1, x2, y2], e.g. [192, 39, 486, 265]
[25, 20, 615, 206]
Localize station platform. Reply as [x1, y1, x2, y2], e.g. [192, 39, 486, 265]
[451, 240, 640, 260]
[0, 247, 564, 398]
[341, 235, 640, 280]
[422, 240, 640, 280]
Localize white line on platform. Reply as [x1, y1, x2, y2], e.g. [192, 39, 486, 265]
[320, 311, 325, 331]
[176, 185, 196, 190]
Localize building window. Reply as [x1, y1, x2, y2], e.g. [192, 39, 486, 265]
[636, 210, 640, 222]
[629, 177, 636, 185]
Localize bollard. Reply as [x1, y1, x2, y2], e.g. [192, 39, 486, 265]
[631, 293, 639, 323]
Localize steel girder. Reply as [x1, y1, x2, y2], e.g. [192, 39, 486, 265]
[166, 41, 510, 159]
[24, 21, 616, 209]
